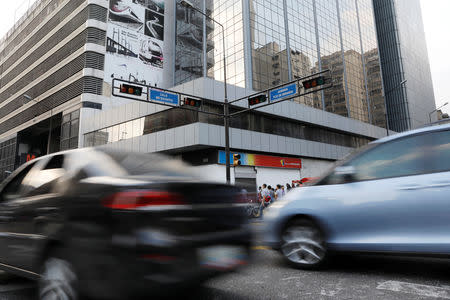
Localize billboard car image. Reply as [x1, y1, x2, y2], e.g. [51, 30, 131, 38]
[105, 0, 165, 88]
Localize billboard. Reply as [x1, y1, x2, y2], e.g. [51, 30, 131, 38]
[218, 151, 302, 169]
[105, 0, 165, 87]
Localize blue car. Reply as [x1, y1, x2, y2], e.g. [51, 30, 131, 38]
[263, 124, 450, 269]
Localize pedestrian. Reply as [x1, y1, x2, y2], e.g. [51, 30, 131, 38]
[275, 184, 283, 200]
[259, 184, 270, 218]
[281, 185, 285, 196]
[268, 185, 275, 204]
[286, 183, 292, 192]
[257, 186, 262, 203]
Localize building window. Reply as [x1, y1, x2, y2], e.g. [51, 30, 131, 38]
[60, 110, 80, 151]
[0, 137, 17, 182]
[84, 102, 372, 149]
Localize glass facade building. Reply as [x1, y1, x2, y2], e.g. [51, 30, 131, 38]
[175, 0, 246, 88]
[84, 102, 371, 149]
[373, 0, 435, 131]
[175, 0, 386, 127]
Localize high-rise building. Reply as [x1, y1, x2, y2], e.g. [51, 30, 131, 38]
[0, 0, 107, 180]
[373, 0, 435, 131]
[171, 0, 386, 126]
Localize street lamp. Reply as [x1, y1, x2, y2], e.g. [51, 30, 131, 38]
[23, 94, 52, 155]
[179, 0, 231, 183]
[429, 102, 449, 123]
[382, 79, 407, 136]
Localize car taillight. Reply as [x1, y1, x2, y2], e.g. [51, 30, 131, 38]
[102, 191, 185, 210]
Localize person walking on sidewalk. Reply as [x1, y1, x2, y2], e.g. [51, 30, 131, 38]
[268, 186, 275, 204]
[258, 184, 270, 218]
[275, 184, 283, 201]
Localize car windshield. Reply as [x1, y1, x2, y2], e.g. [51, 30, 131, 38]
[99, 149, 196, 178]
[315, 142, 378, 184]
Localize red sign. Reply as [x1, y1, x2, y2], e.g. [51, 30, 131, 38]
[26, 154, 36, 162]
[219, 151, 302, 169]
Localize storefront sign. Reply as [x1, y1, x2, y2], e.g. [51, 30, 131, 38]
[218, 151, 302, 169]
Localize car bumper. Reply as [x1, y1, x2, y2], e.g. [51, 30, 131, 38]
[78, 228, 252, 299]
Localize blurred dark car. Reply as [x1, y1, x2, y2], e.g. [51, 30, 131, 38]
[0, 148, 251, 299]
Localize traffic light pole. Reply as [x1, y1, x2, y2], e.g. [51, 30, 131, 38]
[222, 26, 231, 184]
[180, 1, 231, 183]
[228, 69, 332, 117]
[112, 79, 225, 117]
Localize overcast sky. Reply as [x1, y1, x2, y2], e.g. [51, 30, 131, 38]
[0, 0, 449, 113]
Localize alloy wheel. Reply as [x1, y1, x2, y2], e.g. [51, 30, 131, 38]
[39, 257, 78, 300]
[281, 221, 326, 268]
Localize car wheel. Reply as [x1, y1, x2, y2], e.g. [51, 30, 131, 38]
[39, 253, 79, 300]
[281, 219, 327, 269]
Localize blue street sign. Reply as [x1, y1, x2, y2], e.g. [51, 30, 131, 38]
[149, 89, 180, 106]
[269, 83, 298, 103]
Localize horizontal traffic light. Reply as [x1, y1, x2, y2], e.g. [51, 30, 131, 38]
[119, 84, 143, 96]
[183, 97, 202, 107]
[248, 94, 267, 106]
[302, 76, 326, 90]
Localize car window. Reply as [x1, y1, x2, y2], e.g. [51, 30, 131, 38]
[422, 130, 450, 174]
[25, 155, 66, 196]
[0, 162, 36, 200]
[344, 133, 429, 181]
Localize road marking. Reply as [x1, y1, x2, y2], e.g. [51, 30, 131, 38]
[377, 281, 450, 299]
[0, 283, 35, 293]
[251, 245, 270, 250]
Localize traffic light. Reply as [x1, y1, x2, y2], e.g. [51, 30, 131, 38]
[119, 84, 143, 96]
[248, 94, 267, 106]
[233, 153, 241, 166]
[183, 97, 202, 107]
[302, 76, 326, 89]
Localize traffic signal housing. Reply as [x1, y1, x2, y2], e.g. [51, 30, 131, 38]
[248, 94, 267, 106]
[302, 76, 326, 90]
[119, 84, 143, 96]
[183, 97, 202, 108]
[233, 153, 242, 166]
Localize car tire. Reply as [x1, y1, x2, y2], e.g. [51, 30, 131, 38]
[280, 219, 328, 270]
[39, 251, 79, 300]
[252, 206, 261, 218]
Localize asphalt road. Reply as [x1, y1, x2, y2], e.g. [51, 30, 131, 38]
[0, 223, 449, 300]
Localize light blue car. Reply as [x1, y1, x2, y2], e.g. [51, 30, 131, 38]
[263, 124, 450, 269]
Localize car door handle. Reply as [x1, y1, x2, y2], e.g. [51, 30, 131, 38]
[35, 207, 59, 213]
[398, 185, 423, 191]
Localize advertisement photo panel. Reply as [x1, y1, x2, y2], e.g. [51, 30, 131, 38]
[145, 9, 164, 41]
[105, 0, 165, 89]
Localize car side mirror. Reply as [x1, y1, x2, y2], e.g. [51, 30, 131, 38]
[334, 166, 357, 183]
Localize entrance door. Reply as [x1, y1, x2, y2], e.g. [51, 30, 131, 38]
[235, 166, 257, 202]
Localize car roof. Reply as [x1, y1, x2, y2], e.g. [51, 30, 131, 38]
[372, 123, 450, 144]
